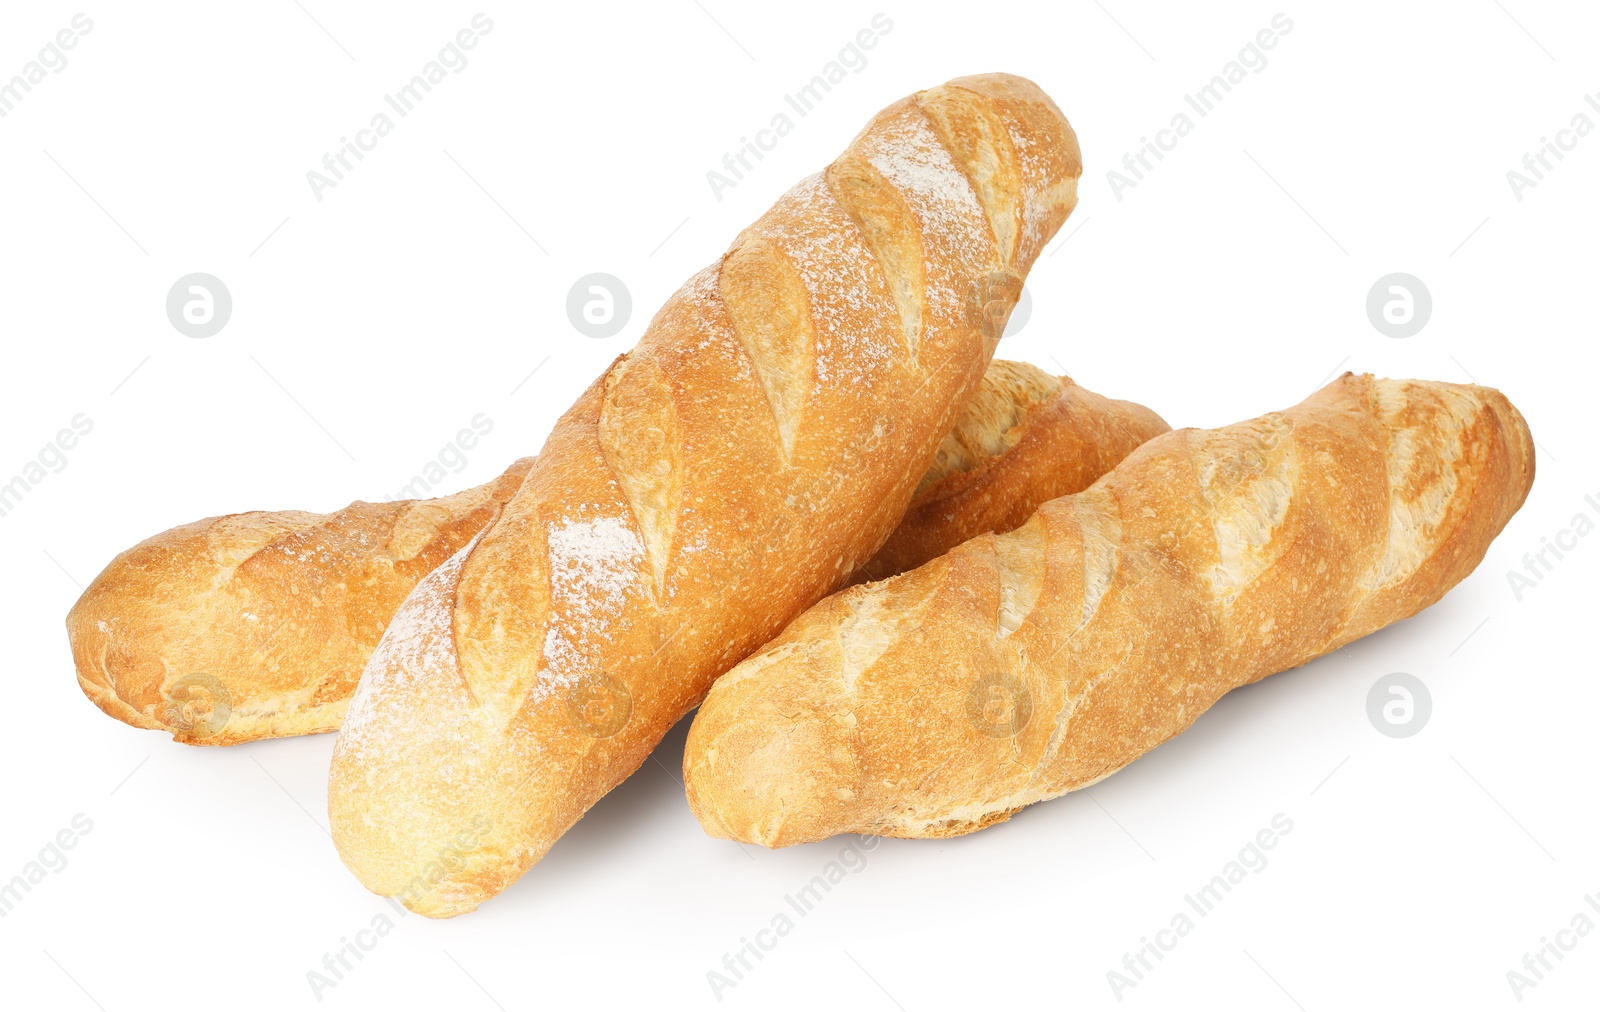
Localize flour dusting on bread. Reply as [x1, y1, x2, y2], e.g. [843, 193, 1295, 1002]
[536, 514, 645, 702]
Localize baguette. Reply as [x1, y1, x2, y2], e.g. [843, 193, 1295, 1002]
[328, 74, 1084, 916]
[854, 360, 1168, 582]
[64, 363, 1161, 745]
[67, 458, 536, 745]
[682, 374, 1535, 846]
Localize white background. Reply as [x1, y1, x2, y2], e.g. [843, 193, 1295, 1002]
[1, 1, 1595, 1008]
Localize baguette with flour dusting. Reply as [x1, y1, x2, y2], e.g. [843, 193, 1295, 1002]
[683, 375, 1534, 846]
[328, 74, 1084, 916]
[64, 362, 1160, 745]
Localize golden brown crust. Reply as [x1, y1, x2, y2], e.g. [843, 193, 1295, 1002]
[64, 360, 1162, 746]
[65, 458, 536, 745]
[682, 374, 1535, 847]
[853, 362, 1169, 582]
[327, 74, 1083, 917]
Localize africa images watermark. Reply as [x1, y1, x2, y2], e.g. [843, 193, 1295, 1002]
[1505, 892, 1600, 1001]
[1505, 492, 1598, 601]
[0, 814, 95, 919]
[1107, 14, 1294, 201]
[1505, 94, 1599, 202]
[383, 413, 495, 502]
[0, 414, 94, 521]
[706, 834, 881, 1000]
[166, 272, 233, 339]
[161, 672, 232, 739]
[305, 14, 495, 201]
[567, 273, 632, 339]
[1365, 273, 1432, 339]
[0, 14, 94, 120]
[1106, 813, 1295, 1000]
[306, 813, 494, 1000]
[565, 670, 632, 737]
[1367, 672, 1431, 738]
[705, 13, 894, 201]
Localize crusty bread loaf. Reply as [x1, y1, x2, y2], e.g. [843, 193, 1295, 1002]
[682, 374, 1535, 846]
[66, 458, 537, 745]
[64, 363, 1160, 746]
[854, 360, 1168, 582]
[328, 74, 1084, 917]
